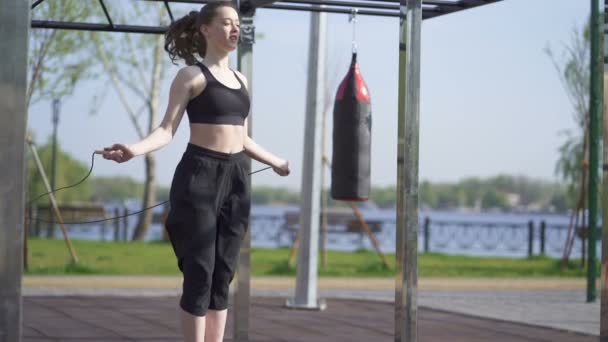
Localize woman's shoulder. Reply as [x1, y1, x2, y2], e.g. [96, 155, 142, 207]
[178, 63, 204, 78]
[232, 69, 248, 89]
[175, 63, 207, 87]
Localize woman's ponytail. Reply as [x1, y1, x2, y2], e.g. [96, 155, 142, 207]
[164, 10, 206, 66]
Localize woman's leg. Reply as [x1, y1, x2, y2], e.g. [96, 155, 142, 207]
[204, 309, 228, 342]
[180, 307, 206, 342]
[206, 157, 250, 342]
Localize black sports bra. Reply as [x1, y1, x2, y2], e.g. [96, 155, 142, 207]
[186, 62, 250, 126]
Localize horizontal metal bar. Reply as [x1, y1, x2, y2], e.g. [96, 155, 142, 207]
[279, 0, 397, 10]
[265, 2, 472, 19]
[135, 0, 494, 10]
[31, 0, 499, 34]
[31, 20, 167, 34]
[269, 0, 494, 17]
[265, 3, 400, 16]
[137, 0, 210, 5]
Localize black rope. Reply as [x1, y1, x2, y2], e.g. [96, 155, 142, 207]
[27, 152, 97, 206]
[28, 151, 272, 225]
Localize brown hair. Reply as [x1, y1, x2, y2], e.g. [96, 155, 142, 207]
[164, 1, 238, 65]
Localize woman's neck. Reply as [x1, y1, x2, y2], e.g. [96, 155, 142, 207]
[203, 50, 230, 70]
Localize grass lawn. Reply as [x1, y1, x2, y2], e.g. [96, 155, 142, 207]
[24, 238, 590, 278]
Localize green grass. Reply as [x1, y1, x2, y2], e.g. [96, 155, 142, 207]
[25, 238, 590, 277]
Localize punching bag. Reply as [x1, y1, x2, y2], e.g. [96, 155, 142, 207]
[331, 52, 372, 201]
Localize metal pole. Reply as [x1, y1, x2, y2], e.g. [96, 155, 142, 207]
[0, 0, 30, 340]
[286, 9, 327, 311]
[395, 0, 422, 341]
[527, 220, 534, 258]
[234, 4, 255, 340]
[48, 98, 60, 238]
[588, 0, 602, 303]
[599, 0, 608, 337]
[540, 220, 546, 255]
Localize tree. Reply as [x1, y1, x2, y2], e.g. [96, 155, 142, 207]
[481, 188, 507, 210]
[545, 21, 590, 199]
[28, 1, 98, 107]
[89, 3, 170, 241]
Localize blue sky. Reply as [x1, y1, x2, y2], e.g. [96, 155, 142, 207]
[28, 0, 590, 190]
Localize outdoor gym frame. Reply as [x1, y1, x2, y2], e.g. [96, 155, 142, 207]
[2, 1, 603, 342]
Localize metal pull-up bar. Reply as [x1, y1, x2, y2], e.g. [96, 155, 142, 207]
[29, 0, 502, 34]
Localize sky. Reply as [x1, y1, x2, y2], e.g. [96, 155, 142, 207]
[27, 0, 590, 191]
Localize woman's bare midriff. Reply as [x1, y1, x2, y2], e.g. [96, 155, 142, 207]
[188, 122, 245, 154]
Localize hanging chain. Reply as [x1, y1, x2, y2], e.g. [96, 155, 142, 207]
[349, 8, 359, 54]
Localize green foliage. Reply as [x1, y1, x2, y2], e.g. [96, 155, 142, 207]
[27, 139, 93, 205]
[424, 176, 568, 211]
[480, 188, 507, 209]
[89, 176, 169, 202]
[89, 176, 144, 202]
[545, 20, 596, 203]
[250, 176, 568, 211]
[369, 186, 398, 208]
[251, 186, 301, 205]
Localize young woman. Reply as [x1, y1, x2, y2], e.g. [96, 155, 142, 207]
[101, 2, 290, 341]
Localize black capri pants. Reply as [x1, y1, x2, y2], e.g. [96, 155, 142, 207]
[165, 143, 250, 317]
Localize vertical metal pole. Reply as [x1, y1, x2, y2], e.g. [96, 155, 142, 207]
[395, 0, 421, 341]
[540, 220, 546, 255]
[286, 9, 327, 311]
[527, 221, 534, 258]
[0, 0, 30, 340]
[320, 103, 328, 270]
[423, 218, 429, 253]
[599, 0, 608, 337]
[122, 207, 128, 241]
[114, 208, 120, 242]
[235, 5, 254, 341]
[49, 98, 60, 238]
[588, 0, 602, 303]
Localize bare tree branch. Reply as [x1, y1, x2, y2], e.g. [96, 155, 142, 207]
[124, 30, 152, 95]
[113, 71, 150, 102]
[27, 30, 57, 107]
[95, 42, 145, 139]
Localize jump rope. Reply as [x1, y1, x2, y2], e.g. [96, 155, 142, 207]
[28, 151, 272, 225]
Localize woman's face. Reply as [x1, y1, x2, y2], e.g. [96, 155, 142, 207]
[200, 6, 240, 54]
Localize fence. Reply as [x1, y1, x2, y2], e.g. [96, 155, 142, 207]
[27, 205, 599, 258]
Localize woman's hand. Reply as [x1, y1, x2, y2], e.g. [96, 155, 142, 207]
[272, 159, 290, 176]
[99, 144, 136, 163]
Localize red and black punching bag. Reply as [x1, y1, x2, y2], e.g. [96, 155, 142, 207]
[331, 53, 371, 201]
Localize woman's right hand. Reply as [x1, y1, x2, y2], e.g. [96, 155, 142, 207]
[99, 144, 136, 163]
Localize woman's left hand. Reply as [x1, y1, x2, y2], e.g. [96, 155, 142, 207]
[273, 159, 290, 176]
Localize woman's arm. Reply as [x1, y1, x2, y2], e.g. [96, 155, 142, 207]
[235, 70, 290, 176]
[242, 121, 281, 166]
[101, 67, 195, 163]
[243, 119, 290, 176]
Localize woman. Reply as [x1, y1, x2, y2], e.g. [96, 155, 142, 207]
[101, 2, 290, 341]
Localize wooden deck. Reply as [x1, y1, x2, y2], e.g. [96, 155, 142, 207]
[22, 296, 596, 341]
